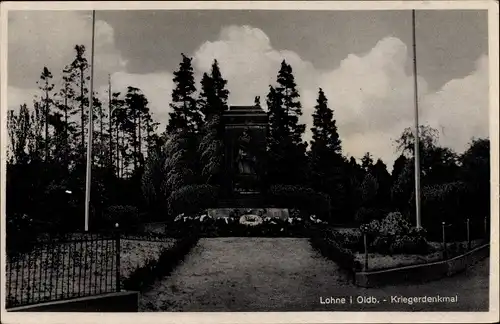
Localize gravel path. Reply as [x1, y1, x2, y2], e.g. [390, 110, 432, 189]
[139, 238, 489, 312]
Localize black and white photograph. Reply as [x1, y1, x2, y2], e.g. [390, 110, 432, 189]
[1, 1, 498, 323]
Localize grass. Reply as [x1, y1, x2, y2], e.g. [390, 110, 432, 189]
[138, 237, 489, 311]
[5, 238, 176, 308]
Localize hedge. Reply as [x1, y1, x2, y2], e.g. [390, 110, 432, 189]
[122, 234, 200, 291]
[309, 227, 360, 275]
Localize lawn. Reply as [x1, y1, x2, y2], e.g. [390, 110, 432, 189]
[5, 238, 176, 308]
[138, 237, 489, 311]
[139, 237, 353, 311]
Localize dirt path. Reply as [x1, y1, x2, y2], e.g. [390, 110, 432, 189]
[139, 238, 489, 312]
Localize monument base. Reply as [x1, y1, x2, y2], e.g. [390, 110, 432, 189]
[218, 189, 266, 208]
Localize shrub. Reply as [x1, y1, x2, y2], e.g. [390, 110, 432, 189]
[6, 213, 37, 256]
[104, 205, 140, 230]
[363, 219, 381, 235]
[268, 185, 331, 218]
[378, 212, 411, 236]
[389, 235, 430, 255]
[168, 184, 219, 217]
[363, 212, 431, 255]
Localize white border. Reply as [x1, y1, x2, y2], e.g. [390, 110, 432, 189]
[1, 1, 498, 324]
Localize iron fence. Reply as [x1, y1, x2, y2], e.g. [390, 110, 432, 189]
[439, 217, 489, 259]
[358, 216, 490, 271]
[5, 231, 121, 309]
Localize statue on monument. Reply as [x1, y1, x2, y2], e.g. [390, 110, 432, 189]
[236, 129, 256, 175]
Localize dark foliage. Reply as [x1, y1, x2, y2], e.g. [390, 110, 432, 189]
[354, 207, 387, 225]
[267, 185, 331, 219]
[102, 205, 140, 231]
[166, 53, 203, 134]
[168, 184, 220, 217]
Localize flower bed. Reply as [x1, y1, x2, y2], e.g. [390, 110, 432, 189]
[167, 209, 324, 237]
[5, 236, 176, 308]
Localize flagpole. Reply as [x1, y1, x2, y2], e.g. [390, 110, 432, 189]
[84, 10, 96, 232]
[412, 9, 422, 229]
[108, 74, 112, 168]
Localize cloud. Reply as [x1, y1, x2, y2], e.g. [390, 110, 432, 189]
[7, 86, 38, 110]
[8, 11, 126, 89]
[192, 25, 319, 106]
[421, 54, 489, 152]
[193, 26, 488, 168]
[7, 21, 489, 170]
[318, 37, 430, 166]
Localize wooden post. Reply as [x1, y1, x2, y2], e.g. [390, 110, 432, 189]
[363, 232, 368, 271]
[466, 218, 471, 250]
[115, 223, 121, 292]
[442, 222, 447, 260]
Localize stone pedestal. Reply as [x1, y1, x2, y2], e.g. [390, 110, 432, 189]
[221, 105, 268, 206]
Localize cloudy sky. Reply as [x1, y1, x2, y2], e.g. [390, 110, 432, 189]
[7, 9, 489, 168]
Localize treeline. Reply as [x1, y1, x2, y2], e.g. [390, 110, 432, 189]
[7, 45, 161, 234]
[6, 47, 490, 238]
[140, 53, 490, 233]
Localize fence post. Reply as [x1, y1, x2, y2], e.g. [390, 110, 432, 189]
[363, 232, 368, 271]
[115, 223, 121, 292]
[466, 218, 471, 250]
[442, 222, 447, 260]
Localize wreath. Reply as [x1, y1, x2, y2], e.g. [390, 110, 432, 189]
[239, 214, 263, 226]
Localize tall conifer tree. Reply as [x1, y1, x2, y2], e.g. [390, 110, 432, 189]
[266, 60, 307, 185]
[36, 67, 55, 163]
[309, 88, 345, 221]
[198, 59, 230, 184]
[166, 54, 202, 134]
